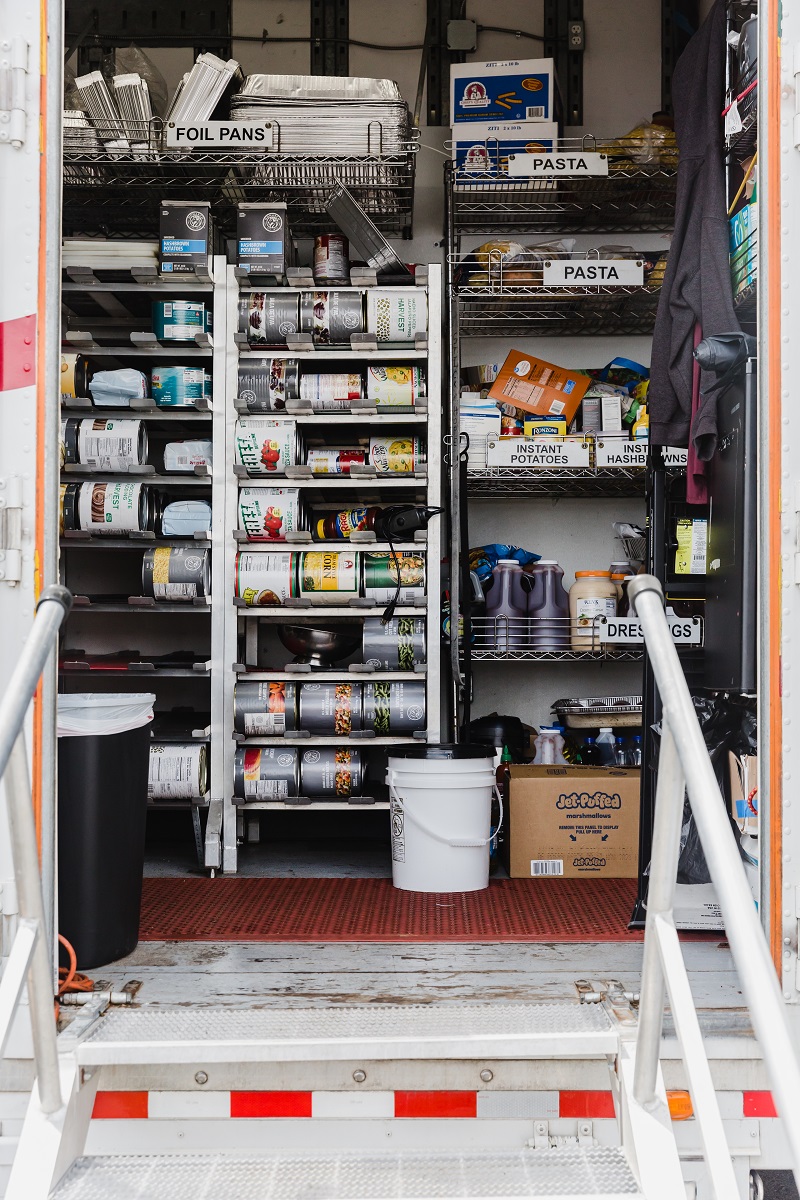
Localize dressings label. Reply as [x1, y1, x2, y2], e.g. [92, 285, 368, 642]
[486, 438, 591, 468]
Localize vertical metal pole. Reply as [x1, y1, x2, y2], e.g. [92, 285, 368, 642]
[633, 720, 686, 1106]
[445, 165, 463, 738]
[4, 736, 61, 1113]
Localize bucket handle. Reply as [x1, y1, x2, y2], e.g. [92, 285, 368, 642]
[389, 784, 503, 849]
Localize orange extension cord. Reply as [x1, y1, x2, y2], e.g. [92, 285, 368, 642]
[55, 935, 93, 1019]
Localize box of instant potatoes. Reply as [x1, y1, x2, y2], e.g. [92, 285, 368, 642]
[507, 766, 640, 878]
[488, 350, 590, 423]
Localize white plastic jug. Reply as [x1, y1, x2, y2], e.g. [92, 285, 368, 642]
[387, 747, 499, 892]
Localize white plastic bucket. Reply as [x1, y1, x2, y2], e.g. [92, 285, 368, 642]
[386, 750, 500, 893]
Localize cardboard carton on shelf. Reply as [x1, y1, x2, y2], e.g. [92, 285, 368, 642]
[506, 765, 640, 879]
[450, 59, 559, 125]
[488, 351, 590, 425]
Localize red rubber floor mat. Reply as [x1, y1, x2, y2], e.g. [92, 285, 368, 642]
[140, 877, 644, 942]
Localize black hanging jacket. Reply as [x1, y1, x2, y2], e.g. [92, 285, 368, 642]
[648, 0, 739, 455]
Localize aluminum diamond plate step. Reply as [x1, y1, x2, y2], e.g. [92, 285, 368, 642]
[51, 1148, 643, 1198]
[75, 1003, 618, 1065]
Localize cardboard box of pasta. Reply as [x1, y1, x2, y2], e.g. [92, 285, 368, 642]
[487, 350, 590, 422]
[507, 766, 640, 879]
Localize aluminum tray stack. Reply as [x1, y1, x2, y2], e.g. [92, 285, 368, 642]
[74, 71, 128, 153]
[165, 54, 244, 126]
[552, 695, 643, 729]
[112, 74, 155, 159]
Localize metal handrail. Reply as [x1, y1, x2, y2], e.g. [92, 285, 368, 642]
[628, 575, 800, 1195]
[0, 585, 72, 1114]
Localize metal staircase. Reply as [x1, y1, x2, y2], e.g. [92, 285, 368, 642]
[3, 577, 800, 1198]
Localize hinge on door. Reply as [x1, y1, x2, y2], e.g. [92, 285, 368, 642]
[0, 476, 23, 585]
[0, 38, 29, 149]
[528, 1120, 596, 1150]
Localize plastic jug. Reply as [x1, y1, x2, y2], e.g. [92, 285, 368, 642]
[533, 726, 567, 765]
[485, 559, 528, 650]
[596, 727, 616, 766]
[527, 560, 570, 650]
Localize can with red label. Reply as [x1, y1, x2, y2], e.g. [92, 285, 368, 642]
[234, 418, 298, 475]
[299, 373, 363, 412]
[313, 235, 350, 284]
[234, 680, 299, 736]
[234, 747, 300, 800]
[238, 487, 304, 540]
[306, 446, 367, 475]
[234, 551, 297, 606]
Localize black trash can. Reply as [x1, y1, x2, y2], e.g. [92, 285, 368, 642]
[57, 693, 154, 970]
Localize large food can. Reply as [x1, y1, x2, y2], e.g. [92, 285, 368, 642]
[239, 293, 300, 344]
[306, 447, 367, 475]
[238, 487, 304, 541]
[152, 300, 212, 342]
[142, 546, 210, 602]
[299, 682, 363, 735]
[148, 743, 208, 800]
[234, 551, 297, 606]
[237, 358, 300, 412]
[362, 551, 426, 604]
[366, 290, 428, 342]
[234, 747, 300, 801]
[313, 507, 380, 541]
[363, 681, 426, 735]
[299, 291, 365, 344]
[60, 482, 80, 534]
[300, 747, 362, 798]
[299, 373, 363, 412]
[362, 617, 426, 670]
[234, 680, 298, 736]
[77, 481, 151, 535]
[366, 365, 426, 407]
[297, 550, 360, 605]
[234, 418, 298, 475]
[368, 436, 425, 474]
[60, 353, 93, 402]
[74, 418, 148, 471]
[151, 365, 206, 408]
[313, 235, 350, 283]
[61, 419, 79, 464]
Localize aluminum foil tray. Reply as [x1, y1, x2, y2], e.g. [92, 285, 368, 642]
[238, 74, 402, 101]
[552, 695, 643, 729]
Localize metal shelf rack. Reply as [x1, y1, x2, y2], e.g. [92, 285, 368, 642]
[466, 466, 646, 499]
[454, 285, 661, 338]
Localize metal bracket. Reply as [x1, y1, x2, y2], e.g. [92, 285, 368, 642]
[311, 0, 349, 77]
[0, 476, 23, 585]
[204, 797, 223, 872]
[0, 38, 28, 149]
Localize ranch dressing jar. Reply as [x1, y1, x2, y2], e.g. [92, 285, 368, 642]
[569, 570, 617, 650]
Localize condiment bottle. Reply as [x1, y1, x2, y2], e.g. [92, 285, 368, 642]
[569, 571, 618, 650]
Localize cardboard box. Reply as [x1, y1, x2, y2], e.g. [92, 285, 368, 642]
[160, 200, 212, 275]
[508, 766, 640, 879]
[452, 121, 559, 174]
[237, 202, 291, 277]
[487, 350, 590, 422]
[451, 59, 557, 124]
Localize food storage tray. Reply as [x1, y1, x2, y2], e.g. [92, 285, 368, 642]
[552, 694, 643, 728]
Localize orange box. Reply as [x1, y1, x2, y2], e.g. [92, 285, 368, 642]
[488, 350, 590, 422]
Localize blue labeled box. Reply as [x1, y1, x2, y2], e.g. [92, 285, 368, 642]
[450, 59, 558, 124]
[452, 121, 558, 176]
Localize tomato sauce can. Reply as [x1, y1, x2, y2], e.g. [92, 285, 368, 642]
[298, 682, 363, 735]
[238, 487, 304, 541]
[234, 418, 298, 475]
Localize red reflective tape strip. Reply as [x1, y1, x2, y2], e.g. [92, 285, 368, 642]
[92, 1091, 149, 1119]
[0, 314, 36, 391]
[394, 1091, 477, 1118]
[743, 1091, 777, 1118]
[230, 1091, 312, 1118]
[559, 1091, 616, 1119]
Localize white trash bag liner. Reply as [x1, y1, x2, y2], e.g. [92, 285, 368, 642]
[57, 693, 156, 738]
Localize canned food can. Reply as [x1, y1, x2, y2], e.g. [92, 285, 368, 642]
[148, 743, 208, 800]
[368, 436, 425, 474]
[239, 293, 300, 344]
[313, 235, 350, 283]
[299, 373, 363, 412]
[362, 617, 426, 670]
[366, 365, 426, 407]
[61, 418, 79, 464]
[152, 300, 212, 342]
[362, 551, 426, 604]
[299, 682, 363, 735]
[234, 681, 298, 736]
[76, 418, 148, 471]
[234, 418, 298, 475]
[299, 291, 365, 344]
[307, 447, 366, 475]
[313, 507, 379, 541]
[300, 747, 362, 797]
[363, 681, 426, 735]
[234, 747, 300, 801]
[234, 551, 297, 606]
[77, 481, 150, 535]
[366, 290, 428, 342]
[238, 487, 304, 541]
[142, 546, 210, 602]
[298, 551, 360, 604]
[151, 365, 206, 408]
[60, 353, 92, 402]
[237, 358, 300, 412]
[60, 482, 80, 534]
